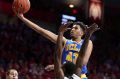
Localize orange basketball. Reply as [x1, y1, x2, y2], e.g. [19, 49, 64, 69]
[12, 0, 30, 14]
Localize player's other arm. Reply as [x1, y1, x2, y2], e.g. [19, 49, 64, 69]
[17, 14, 66, 43]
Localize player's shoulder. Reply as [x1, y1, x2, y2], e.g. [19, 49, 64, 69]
[63, 38, 72, 43]
[72, 74, 81, 79]
[64, 77, 69, 79]
[64, 74, 81, 79]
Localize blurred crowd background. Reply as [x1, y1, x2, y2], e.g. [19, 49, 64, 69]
[0, 0, 120, 79]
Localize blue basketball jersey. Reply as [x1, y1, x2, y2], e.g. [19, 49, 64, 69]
[62, 39, 88, 78]
[62, 39, 84, 64]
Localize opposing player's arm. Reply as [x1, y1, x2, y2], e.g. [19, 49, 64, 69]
[54, 23, 72, 79]
[74, 36, 92, 77]
[54, 32, 64, 79]
[74, 23, 99, 77]
[82, 40, 93, 65]
[17, 14, 66, 44]
[82, 23, 100, 65]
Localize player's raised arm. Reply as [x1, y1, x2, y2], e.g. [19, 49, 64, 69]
[17, 14, 59, 43]
[74, 23, 99, 77]
[12, 0, 63, 44]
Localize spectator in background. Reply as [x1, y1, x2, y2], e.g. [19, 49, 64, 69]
[6, 69, 18, 79]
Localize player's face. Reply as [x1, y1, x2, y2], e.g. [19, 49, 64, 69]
[7, 70, 18, 79]
[70, 25, 84, 38]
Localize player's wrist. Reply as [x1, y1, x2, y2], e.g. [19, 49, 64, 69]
[58, 32, 64, 35]
[17, 14, 24, 19]
[85, 33, 91, 38]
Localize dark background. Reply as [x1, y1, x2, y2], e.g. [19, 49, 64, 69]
[0, 0, 120, 79]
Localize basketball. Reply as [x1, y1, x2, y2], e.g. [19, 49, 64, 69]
[12, 0, 30, 14]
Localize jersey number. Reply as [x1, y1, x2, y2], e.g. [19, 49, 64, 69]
[66, 52, 78, 63]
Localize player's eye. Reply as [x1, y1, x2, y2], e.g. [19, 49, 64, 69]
[75, 27, 78, 29]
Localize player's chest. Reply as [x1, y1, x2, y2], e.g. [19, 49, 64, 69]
[65, 43, 81, 52]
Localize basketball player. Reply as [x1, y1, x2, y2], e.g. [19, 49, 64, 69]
[54, 22, 99, 79]
[16, 13, 97, 78]
[6, 69, 18, 79]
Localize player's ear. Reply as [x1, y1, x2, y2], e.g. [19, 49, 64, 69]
[80, 31, 84, 36]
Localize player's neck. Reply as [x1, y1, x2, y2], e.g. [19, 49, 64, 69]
[72, 37, 82, 43]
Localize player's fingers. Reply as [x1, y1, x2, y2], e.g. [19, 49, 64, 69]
[60, 22, 72, 31]
[95, 27, 100, 32]
[63, 22, 73, 30]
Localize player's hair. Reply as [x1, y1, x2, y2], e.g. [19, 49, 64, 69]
[6, 69, 17, 75]
[73, 21, 88, 33]
[62, 61, 75, 78]
[6, 69, 11, 75]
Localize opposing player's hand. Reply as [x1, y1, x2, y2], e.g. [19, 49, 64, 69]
[45, 64, 54, 72]
[86, 23, 100, 36]
[58, 22, 73, 34]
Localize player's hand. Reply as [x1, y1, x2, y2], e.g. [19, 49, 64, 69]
[86, 23, 100, 36]
[45, 64, 54, 72]
[12, 4, 24, 19]
[17, 14, 24, 19]
[58, 22, 73, 34]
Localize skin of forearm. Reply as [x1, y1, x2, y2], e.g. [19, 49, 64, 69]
[54, 32, 64, 79]
[54, 32, 63, 69]
[76, 34, 91, 69]
[19, 16, 57, 43]
[56, 32, 64, 65]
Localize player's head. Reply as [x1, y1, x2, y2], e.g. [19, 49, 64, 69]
[62, 61, 75, 77]
[6, 69, 18, 79]
[70, 22, 87, 39]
